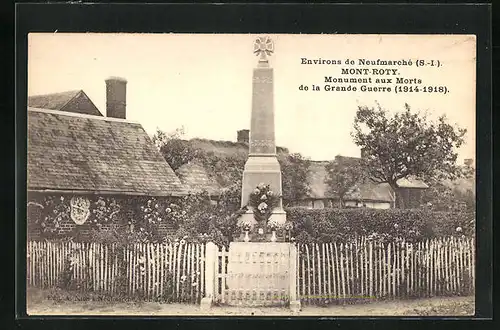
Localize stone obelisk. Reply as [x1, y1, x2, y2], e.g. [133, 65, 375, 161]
[239, 36, 286, 228]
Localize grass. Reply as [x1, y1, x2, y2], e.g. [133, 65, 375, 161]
[26, 287, 475, 316]
[403, 299, 475, 316]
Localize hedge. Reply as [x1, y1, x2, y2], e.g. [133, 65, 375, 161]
[284, 207, 475, 244]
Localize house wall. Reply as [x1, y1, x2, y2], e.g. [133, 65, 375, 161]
[397, 188, 424, 208]
[293, 199, 314, 208]
[344, 200, 391, 209]
[365, 201, 391, 209]
[291, 198, 392, 210]
[293, 199, 330, 209]
[27, 192, 178, 241]
[313, 200, 325, 209]
[292, 198, 391, 210]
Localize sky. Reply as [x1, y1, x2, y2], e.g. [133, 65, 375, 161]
[28, 33, 476, 162]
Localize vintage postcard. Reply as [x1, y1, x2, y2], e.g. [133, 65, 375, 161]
[26, 33, 476, 316]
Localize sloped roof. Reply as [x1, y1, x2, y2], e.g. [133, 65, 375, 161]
[306, 161, 395, 202]
[327, 156, 428, 188]
[442, 176, 475, 195]
[306, 158, 428, 202]
[28, 90, 103, 116]
[175, 162, 221, 195]
[347, 181, 395, 203]
[28, 107, 187, 196]
[28, 90, 81, 110]
[396, 177, 429, 189]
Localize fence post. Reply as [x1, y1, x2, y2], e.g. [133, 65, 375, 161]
[200, 241, 217, 309]
[289, 243, 301, 312]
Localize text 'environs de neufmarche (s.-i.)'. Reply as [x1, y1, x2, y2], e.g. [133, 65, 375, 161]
[300, 58, 442, 68]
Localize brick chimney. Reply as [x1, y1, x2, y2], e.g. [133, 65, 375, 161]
[105, 76, 127, 119]
[237, 129, 250, 144]
[464, 158, 474, 167]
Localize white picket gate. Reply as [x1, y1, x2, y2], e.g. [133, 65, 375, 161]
[202, 242, 299, 307]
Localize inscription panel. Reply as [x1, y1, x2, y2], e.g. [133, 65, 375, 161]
[252, 75, 273, 84]
[226, 242, 291, 306]
[250, 139, 275, 153]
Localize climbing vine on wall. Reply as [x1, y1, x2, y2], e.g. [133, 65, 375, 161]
[27, 196, 71, 239]
[27, 189, 243, 247]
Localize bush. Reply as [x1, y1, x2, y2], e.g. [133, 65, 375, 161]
[285, 207, 474, 244]
[172, 186, 244, 248]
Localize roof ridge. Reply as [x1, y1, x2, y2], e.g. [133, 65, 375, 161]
[28, 89, 82, 98]
[28, 107, 140, 124]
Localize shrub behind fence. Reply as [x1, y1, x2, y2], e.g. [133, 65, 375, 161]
[297, 236, 475, 305]
[286, 207, 475, 244]
[27, 241, 205, 303]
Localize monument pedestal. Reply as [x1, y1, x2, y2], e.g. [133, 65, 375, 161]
[240, 155, 285, 209]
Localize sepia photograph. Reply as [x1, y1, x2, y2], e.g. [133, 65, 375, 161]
[25, 33, 476, 316]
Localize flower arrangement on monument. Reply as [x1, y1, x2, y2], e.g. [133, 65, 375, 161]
[239, 222, 252, 232]
[267, 219, 280, 232]
[267, 219, 280, 242]
[248, 183, 280, 224]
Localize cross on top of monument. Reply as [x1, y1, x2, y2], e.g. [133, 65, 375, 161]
[253, 36, 274, 64]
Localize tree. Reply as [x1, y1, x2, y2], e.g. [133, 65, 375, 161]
[198, 151, 245, 190]
[325, 155, 366, 208]
[279, 153, 311, 206]
[351, 103, 467, 208]
[152, 127, 200, 171]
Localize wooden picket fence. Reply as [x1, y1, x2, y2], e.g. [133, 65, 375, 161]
[297, 236, 475, 305]
[27, 236, 475, 306]
[27, 241, 205, 303]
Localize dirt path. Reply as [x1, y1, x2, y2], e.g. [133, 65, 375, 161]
[27, 295, 474, 316]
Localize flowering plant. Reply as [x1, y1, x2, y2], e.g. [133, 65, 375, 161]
[132, 197, 189, 242]
[90, 197, 121, 229]
[283, 222, 293, 231]
[238, 222, 252, 231]
[27, 196, 71, 238]
[248, 183, 280, 223]
[267, 219, 280, 231]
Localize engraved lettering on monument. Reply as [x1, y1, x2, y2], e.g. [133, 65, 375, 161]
[252, 76, 273, 84]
